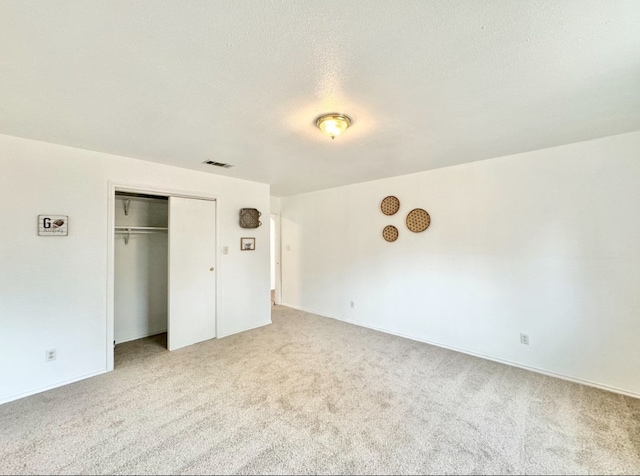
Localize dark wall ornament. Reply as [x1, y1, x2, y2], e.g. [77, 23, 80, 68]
[239, 208, 262, 228]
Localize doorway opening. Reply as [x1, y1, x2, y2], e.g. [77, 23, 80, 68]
[270, 213, 281, 305]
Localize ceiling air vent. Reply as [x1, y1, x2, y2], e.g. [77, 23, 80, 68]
[203, 160, 233, 168]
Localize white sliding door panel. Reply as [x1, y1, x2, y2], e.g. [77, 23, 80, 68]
[168, 197, 217, 351]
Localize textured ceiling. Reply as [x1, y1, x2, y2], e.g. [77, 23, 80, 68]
[1, 1, 639, 196]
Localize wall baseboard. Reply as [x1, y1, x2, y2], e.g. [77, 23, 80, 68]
[280, 302, 640, 400]
[0, 369, 108, 406]
[217, 320, 272, 339]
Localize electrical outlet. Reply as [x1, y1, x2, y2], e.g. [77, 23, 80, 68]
[45, 348, 56, 362]
[286, 244, 291, 251]
[350, 300, 356, 309]
[520, 333, 530, 345]
[222, 246, 229, 255]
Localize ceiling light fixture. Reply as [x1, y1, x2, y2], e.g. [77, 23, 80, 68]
[315, 113, 352, 139]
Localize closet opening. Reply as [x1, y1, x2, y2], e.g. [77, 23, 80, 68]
[109, 186, 218, 370]
[114, 192, 169, 366]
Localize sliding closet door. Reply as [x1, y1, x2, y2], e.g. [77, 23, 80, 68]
[168, 197, 216, 351]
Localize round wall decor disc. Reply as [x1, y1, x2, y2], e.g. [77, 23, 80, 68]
[406, 208, 430, 232]
[381, 196, 400, 216]
[382, 225, 399, 242]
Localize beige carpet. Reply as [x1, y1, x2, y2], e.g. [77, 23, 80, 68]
[1, 305, 639, 475]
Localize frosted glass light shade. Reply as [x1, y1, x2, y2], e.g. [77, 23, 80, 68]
[315, 113, 352, 139]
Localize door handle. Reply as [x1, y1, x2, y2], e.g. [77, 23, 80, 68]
[210, 267, 215, 271]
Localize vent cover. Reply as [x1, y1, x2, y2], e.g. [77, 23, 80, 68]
[203, 160, 233, 168]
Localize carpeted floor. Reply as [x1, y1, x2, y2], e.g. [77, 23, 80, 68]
[1, 305, 639, 475]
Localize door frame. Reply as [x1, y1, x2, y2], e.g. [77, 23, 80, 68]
[106, 181, 220, 372]
[270, 212, 282, 305]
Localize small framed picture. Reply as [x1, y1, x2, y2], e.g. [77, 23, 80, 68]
[240, 237, 255, 251]
[38, 215, 68, 236]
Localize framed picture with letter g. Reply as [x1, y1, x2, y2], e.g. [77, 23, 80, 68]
[240, 237, 255, 251]
[38, 215, 68, 236]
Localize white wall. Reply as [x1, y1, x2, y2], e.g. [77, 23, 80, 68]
[270, 196, 281, 213]
[0, 134, 271, 404]
[114, 196, 168, 344]
[280, 131, 640, 397]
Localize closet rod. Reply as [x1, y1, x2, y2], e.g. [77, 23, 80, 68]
[115, 228, 167, 245]
[114, 226, 168, 231]
[114, 230, 168, 234]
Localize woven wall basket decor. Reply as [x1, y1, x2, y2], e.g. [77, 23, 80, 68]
[382, 225, 399, 242]
[380, 196, 400, 216]
[239, 208, 262, 228]
[406, 208, 430, 232]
